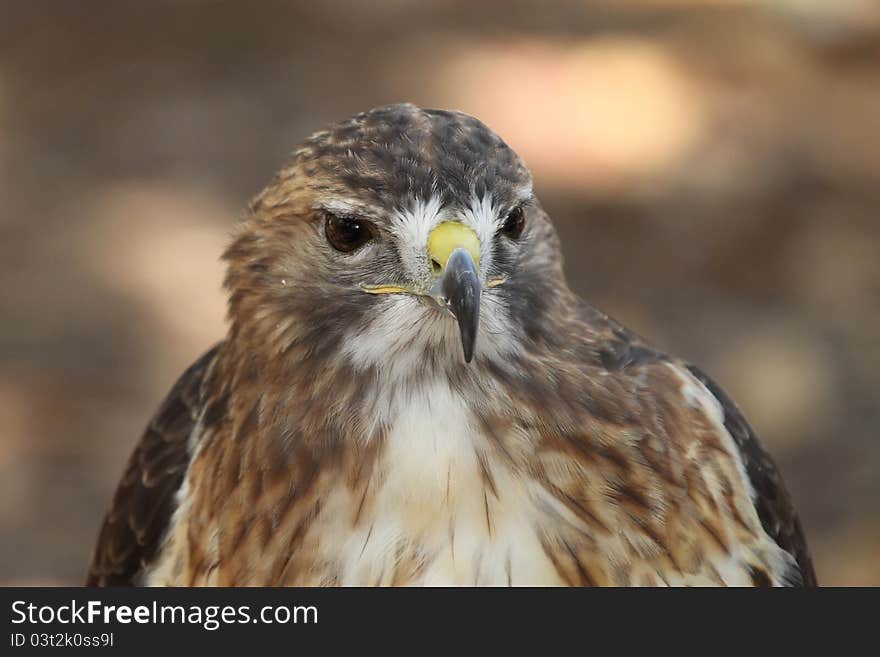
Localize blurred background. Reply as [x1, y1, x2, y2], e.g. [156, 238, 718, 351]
[1, 0, 878, 585]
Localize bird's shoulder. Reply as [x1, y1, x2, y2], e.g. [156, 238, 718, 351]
[571, 306, 816, 585]
[681, 364, 817, 586]
[85, 344, 223, 586]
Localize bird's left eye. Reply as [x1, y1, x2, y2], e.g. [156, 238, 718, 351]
[500, 205, 525, 240]
[324, 213, 375, 253]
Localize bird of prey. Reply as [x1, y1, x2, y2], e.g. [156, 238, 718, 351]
[87, 103, 816, 587]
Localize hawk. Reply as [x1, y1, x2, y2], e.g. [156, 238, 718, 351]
[87, 104, 816, 586]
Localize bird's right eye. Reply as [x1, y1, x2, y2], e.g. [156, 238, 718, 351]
[324, 213, 375, 253]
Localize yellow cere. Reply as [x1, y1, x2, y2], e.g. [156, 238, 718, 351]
[487, 276, 507, 288]
[426, 222, 480, 271]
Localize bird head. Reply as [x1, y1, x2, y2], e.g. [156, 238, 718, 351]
[224, 104, 568, 377]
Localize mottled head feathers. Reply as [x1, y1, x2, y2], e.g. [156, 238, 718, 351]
[222, 103, 570, 380]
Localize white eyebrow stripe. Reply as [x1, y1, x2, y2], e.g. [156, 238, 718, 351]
[316, 198, 380, 217]
[513, 182, 534, 204]
[389, 195, 444, 252]
[460, 193, 498, 248]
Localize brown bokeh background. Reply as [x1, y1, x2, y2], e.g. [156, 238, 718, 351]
[1, 0, 878, 585]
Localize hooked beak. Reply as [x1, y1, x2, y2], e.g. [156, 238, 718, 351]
[430, 247, 481, 362]
[362, 221, 501, 364]
[427, 222, 482, 363]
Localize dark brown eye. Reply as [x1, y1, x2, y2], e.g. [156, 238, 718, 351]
[324, 213, 374, 253]
[501, 205, 525, 240]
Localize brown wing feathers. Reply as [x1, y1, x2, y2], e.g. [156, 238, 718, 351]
[85, 345, 221, 586]
[685, 365, 817, 586]
[584, 313, 816, 585]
